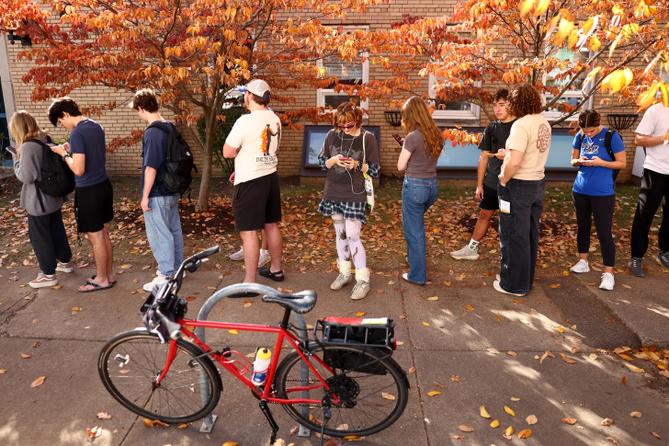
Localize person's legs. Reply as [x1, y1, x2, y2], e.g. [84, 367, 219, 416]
[264, 222, 282, 272]
[630, 169, 665, 258]
[144, 196, 177, 277]
[472, 209, 495, 242]
[28, 213, 57, 276]
[240, 230, 260, 282]
[402, 177, 429, 283]
[591, 195, 616, 269]
[528, 181, 544, 288]
[51, 210, 73, 264]
[658, 173, 669, 255]
[165, 195, 184, 272]
[498, 181, 532, 295]
[330, 214, 352, 290]
[572, 192, 593, 262]
[101, 225, 114, 283]
[84, 229, 111, 289]
[345, 219, 370, 300]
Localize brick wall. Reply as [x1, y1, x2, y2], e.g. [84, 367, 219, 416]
[2, 1, 643, 181]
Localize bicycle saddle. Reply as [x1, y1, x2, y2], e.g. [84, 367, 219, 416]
[262, 290, 317, 314]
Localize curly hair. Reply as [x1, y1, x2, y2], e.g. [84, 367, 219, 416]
[508, 83, 543, 118]
[401, 96, 444, 157]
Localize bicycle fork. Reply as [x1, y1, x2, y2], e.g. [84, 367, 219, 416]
[154, 339, 178, 387]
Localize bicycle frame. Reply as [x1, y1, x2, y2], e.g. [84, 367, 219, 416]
[159, 317, 338, 406]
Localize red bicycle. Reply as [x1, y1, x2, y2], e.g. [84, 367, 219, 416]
[98, 246, 409, 443]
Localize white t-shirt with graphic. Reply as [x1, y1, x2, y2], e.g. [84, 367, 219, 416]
[635, 102, 669, 175]
[225, 109, 281, 185]
[502, 113, 552, 181]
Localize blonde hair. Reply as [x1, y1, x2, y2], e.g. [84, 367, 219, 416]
[333, 102, 363, 129]
[9, 111, 42, 147]
[401, 96, 444, 157]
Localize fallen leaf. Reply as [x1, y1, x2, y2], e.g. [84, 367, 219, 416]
[408, 366, 416, 374]
[650, 432, 661, 439]
[458, 425, 474, 433]
[51, 284, 63, 290]
[396, 341, 405, 346]
[178, 423, 188, 429]
[548, 283, 561, 289]
[85, 426, 102, 441]
[31, 376, 46, 388]
[624, 363, 645, 373]
[426, 390, 442, 397]
[228, 329, 239, 335]
[490, 419, 500, 428]
[464, 304, 475, 312]
[518, 428, 533, 439]
[421, 321, 430, 327]
[96, 411, 112, 420]
[355, 311, 367, 317]
[381, 392, 396, 401]
[589, 353, 598, 361]
[539, 351, 555, 364]
[479, 405, 491, 419]
[450, 374, 462, 383]
[560, 353, 577, 364]
[120, 264, 132, 270]
[503, 425, 514, 439]
[526, 414, 538, 425]
[0, 368, 6, 374]
[427, 296, 439, 301]
[555, 325, 566, 334]
[510, 396, 521, 402]
[561, 417, 578, 425]
[222, 442, 240, 446]
[622, 284, 632, 289]
[71, 306, 82, 314]
[20, 353, 31, 359]
[613, 346, 631, 354]
[243, 302, 252, 308]
[605, 437, 619, 445]
[506, 351, 518, 357]
[143, 418, 169, 428]
[629, 411, 641, 418]
[601, 417, 614, 427]
[504, 405, 516, 417]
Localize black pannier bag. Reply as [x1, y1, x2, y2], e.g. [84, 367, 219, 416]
[315, 317, 396, 375]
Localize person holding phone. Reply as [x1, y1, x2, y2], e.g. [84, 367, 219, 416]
[396, 96, 443, 285]
[569, 110, 625, 290]
[451, 89, 516, 261]
[317, 102, 380, 300]
[9, 111, 73, 288]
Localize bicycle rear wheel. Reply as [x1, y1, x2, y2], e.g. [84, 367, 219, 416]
[98, 329, 221, 424]
[274, 344, 409, 438]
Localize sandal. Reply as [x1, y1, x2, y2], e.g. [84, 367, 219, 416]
[78, 281, 114, 293]
[258, 267, 285, 282]
[90, 275, 117, 286]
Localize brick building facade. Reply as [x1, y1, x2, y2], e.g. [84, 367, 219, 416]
[0, 3, 643, 182]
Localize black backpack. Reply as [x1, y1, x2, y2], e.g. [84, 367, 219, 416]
[575, 128, 621, 183]
[146, 122, 196, 195]
[29, 139, 75, 212]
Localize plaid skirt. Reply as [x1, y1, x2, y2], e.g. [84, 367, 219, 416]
[317, 199, 368, 224]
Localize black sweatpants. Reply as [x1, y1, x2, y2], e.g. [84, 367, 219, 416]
[630, 168, 669, 258]
[572, 192, 616, 267]
[27, 210, 72, 275]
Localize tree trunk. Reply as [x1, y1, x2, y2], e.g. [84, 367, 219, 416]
[196, 121, 215, 211]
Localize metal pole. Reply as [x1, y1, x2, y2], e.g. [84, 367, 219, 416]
[193, 283, 311, 437]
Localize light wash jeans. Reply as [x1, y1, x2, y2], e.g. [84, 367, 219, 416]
[402, 176, 439, 283]
[144, 194, 184, 277]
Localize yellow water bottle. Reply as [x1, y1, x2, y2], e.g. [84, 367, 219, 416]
[251, 348, 272, 386]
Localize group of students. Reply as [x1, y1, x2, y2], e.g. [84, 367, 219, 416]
[9, 79, 669, 297]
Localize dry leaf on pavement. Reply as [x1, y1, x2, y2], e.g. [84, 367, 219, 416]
[601, 417, 614, 427]
[650, 432, 662, 439]
[85, 426, 102, 441]
[426, 296, 439, 301]
[143, 418, 169, 428]
[96, 412, 112, 420]
[381, 392, 396, 401]
[518, 428, 533, 439]
[561, 417, 578, 425]
[504, 405, 516, 417]
[490, 419, 500, 428]
[526, 415, 538, 425]
[605, 437, 619, 445]
[539, 351, 555, 364]
[560, 353, 577, 364]
[629, 411, 641, 418]
[458, 425, 474, 432]
[479, 405, 491, 419]
[20, 353, 31, 359]
[503, 426, 514, 439]
[355, 311, 366, 317]
[223, 442, 240, 446]
[30, 376, 46, 388]
[426, 390, 442, 397]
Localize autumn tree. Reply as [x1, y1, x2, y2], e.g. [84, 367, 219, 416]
[383, 0, 669, 129]
[7, 0, 398, 210]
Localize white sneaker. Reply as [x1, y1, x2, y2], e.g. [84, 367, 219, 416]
[330, 273, 352, 290]
[350, 281, 370, 300]
[450, 244, 480, 260]
[570, 259, 590, 274]
[599, 272, 615, 291]
[143, 274, 168, 292]
[29, 272, 58, 289]
[492, 280, 526, 297]
[258, 249, 271, 267]
[56, 261, 74, 273]
[228, 246, 244, 261]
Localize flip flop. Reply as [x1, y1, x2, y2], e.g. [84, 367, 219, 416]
[79, 281, 114, 293]
[89, 275, 117, 286]
[258, 267, 285, 282]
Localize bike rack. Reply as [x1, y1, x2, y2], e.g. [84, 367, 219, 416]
[194, 282, 312, 438]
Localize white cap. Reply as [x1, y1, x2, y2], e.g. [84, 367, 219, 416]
[243, 79, 271, 98]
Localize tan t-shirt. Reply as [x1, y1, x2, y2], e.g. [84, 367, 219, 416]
[502, 114, 551, 180]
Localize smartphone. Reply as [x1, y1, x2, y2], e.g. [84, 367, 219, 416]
[392, 134, 404, 147]
[4, 146, 16, 156]
[339, 156, 352, 161]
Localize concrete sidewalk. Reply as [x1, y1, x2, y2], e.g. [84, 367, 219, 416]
[1, 263, 668, 446]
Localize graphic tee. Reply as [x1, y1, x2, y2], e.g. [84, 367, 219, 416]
[69, 119, 108, 187]
[635, 102, 669, 175]
[572, 127, 624, 196]
[225, 109, 281, 185]
[320, 129, 380, 203]
[479, 119, 515, 189]
[502, 114, 551, 181]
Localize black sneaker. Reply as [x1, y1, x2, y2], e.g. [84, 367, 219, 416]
[628, 257, 645, 278]
[658, 252, 669, 269]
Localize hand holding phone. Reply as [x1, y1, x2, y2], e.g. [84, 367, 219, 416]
[4, 146, 17, 156]
[392, 134, 405, 147]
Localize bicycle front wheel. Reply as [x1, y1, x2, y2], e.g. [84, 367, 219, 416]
[98, 329, 221, 424]
[274, 344, 409, 438]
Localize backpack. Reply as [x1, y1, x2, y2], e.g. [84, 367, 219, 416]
[575, 128, 620, 184]
[29, 138, 75, 212]
[146, 122, 196, 195]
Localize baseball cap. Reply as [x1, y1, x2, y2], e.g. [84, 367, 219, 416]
[239, 79, 271, 100]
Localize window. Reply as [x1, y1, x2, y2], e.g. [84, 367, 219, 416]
[317, 26, 369, 111]
[429, 75, 481, 121]
[542, 47, 593, 121]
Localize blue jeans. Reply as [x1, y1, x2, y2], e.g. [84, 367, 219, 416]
[498, 179, 544, 294]
[402, 176, 439, 283]
[144, 195, 184, 277]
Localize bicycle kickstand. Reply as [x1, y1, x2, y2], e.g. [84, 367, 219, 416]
[259, 400, 279, 445]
